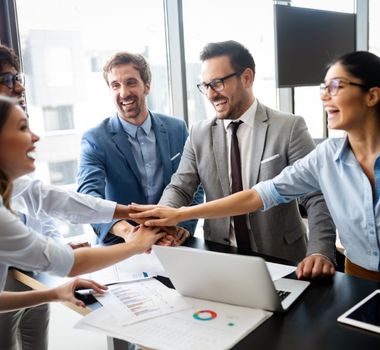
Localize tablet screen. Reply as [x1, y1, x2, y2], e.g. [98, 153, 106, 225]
[345, 292, 380, 325]
[338, 290, 380, 333]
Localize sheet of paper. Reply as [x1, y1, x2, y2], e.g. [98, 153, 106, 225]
[266, 261, 296, 281]
[75, 297, 272, 350]
[94, 278, 190, 325]
[82, 250, 168, 285]
[76, 296, 272, 350]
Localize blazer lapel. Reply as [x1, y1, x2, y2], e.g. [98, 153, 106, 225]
[151, 113, 172, 185]
[212, 120, 230, 197]
[250, 102, 268, 185]
[109, 115, 142, 186]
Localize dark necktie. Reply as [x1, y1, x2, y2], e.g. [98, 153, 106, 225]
[230, 121, 251, 248]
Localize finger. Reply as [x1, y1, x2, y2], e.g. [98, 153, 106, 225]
[157, 240, 173, 246]
[76, 279, 108, 294]
[145, 219, 169, 227]
[154, 232, 166, 242]
[158, 236, 173, 243]
[298, 259, 313, 279]
[311, 259, 323, 279]
[322, 261, 335, 276]
[71, 298, 86, 308]
[296, 261, 305, 279]
[129, 204, 157, 212]
[129, 211, 157, 219]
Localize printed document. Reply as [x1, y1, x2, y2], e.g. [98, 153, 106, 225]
[76, 281, 272, 350]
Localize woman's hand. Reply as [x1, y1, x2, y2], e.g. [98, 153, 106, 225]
[128, 204, 183, 227]
[125, 225, 165, 253]
[53, 278, 107, 308]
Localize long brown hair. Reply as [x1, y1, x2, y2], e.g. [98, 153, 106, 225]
[0, 96, 17, 209]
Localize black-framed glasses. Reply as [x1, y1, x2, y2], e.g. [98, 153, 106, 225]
[197, 70, 243, 94]
[319, 78, 367, 97]
[0, 72, 25, 90]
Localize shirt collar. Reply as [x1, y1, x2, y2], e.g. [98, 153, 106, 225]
[117, 112, 152, 138]
[223, 99, 257, 131]
[334, 135, 361, 166]
[335, 135, 380, 166]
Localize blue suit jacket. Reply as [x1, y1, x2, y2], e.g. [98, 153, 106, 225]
[77, 111, 203, 244]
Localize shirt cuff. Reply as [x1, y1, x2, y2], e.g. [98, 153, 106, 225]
[94, 199, 117, 222]
[253, 181, 285, 211]
[43, 239, 74, 277]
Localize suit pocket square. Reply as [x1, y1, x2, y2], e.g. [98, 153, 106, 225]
[170, 152, 181, 161]
[261, 154, 280, 164]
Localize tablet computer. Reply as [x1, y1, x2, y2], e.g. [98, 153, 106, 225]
[338, 289, 380, 334]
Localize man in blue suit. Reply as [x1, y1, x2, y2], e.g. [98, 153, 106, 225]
[77, 51, 202, 245]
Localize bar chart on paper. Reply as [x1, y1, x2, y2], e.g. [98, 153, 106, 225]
[97, 279, 190, 325]
[111, 283, 161, 317]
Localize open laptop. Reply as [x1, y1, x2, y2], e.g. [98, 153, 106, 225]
[153, 245, 310, 312]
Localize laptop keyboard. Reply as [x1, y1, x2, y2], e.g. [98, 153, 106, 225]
[277, 290, 291, 301]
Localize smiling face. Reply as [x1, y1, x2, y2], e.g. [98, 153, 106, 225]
[0, 105, 39, 180]
[201, 55, 254, 120]
[107, 63, 150, 126]
[321, 63, 372, 132]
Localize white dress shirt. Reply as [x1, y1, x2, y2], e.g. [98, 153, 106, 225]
[0, 195, 74, 290]
[1, 177, 118, 290]
[11, 176, 116, 225]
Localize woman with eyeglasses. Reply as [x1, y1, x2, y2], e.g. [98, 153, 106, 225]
[130, 51, 380, 282]
[0, 96, 165, 311]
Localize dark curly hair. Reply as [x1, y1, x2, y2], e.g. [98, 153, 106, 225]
[0, 96, 18, 209]
[0, 44, 20, 72]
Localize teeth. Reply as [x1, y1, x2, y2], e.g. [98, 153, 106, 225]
[121, 99, 135, 106]
[27, 151, 37, 160]
[325, 107, 339, 113]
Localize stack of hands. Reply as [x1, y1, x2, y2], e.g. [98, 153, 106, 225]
[125, 224, 190, 249]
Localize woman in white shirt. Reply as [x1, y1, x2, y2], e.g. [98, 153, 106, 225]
[0, 95, 165, 310]
[130, 51, 380, 282]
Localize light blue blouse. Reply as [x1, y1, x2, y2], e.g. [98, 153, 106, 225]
[255, 137, 380, 272]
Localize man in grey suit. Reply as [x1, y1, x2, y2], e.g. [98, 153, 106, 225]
[158, 40, 336, 278]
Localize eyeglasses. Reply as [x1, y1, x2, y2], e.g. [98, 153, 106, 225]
[197, 70, 243, 95]
[0, 72, 25, 90]
[319, 78, 367, 96]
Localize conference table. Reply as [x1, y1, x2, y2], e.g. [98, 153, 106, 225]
[14, 237, 380, 350]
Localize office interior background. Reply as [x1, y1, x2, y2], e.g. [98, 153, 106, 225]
[0, 0, 379, 242]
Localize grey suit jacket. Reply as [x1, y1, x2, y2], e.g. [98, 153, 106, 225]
[160, 101, 336, 262]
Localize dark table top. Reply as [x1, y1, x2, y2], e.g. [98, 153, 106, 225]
[16, 237, 380, 349]
[184, 238, 380, 350]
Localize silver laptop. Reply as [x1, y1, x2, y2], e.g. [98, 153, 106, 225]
[153, 245, 310, 312]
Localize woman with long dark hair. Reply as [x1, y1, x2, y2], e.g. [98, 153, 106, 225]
[0, 96, 164, 312]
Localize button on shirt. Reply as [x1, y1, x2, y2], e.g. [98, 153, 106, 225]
[254, 137, 380, 272]
[223, 99, 257, 246]
[118, 114, 164, 203]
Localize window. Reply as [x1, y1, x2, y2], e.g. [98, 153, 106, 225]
[48, 160, 77, 186]
[182, 0, 276, 125]
[16, 0, 169, 168]
[43, 105, 74, 131]
[369, 0, 380, 56]
[15, 0, 169, 239]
